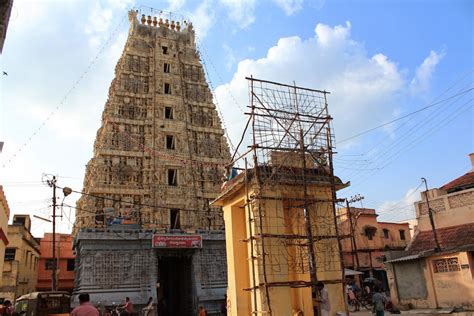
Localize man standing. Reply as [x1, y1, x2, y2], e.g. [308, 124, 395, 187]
[372, 287, 387, 316]
[71, 293, 99, 316]
[317, 282, 331, 316]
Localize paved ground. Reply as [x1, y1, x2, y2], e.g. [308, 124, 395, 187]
[348, 311, 474, 316]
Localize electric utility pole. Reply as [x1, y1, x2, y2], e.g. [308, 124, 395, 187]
[346, 194, 364, 272]
[47, 176, 58, 291]
[421, 178, 441, 252]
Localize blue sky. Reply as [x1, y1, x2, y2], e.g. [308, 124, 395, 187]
[0, 0, 472, 236]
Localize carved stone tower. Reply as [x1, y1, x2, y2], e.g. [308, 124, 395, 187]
[73, 11, 230, 315]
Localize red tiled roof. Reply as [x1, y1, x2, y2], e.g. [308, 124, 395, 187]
[407, 223, 474, 255]
[440, 171, 474, 192]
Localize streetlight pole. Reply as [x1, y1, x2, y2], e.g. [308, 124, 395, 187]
[346, 194, 364, 283]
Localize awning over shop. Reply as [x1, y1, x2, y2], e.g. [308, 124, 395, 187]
[385, 253, 423, 263]
[345, 268, 364, 276]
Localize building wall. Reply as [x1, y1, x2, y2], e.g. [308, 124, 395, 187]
[0, 186, 10, 287]
[37, 233, 75, 292]
[73, 230, 226, 313]
[338, 208, 410, 271]
[0, 216, 40, 301]
[220, 182, 345, 316]
[415, 187, 474, 232]
[387, 179, 474, 309]
[387, 252, 474, 309]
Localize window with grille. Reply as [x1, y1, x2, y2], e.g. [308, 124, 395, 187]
[433, 257, 461, 273]
[399, 230, 406, 240]
[164, 63, 170, 73]
[4, 248, 16, 261]
[383, 229, 390, 239]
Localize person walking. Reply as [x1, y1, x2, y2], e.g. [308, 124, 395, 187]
[71, 293, 99, 316]
[317, 282, 331, 316]
[142, 297, 155, 316]
[122, 297, 134, 316]
[372, 287, 387, 316]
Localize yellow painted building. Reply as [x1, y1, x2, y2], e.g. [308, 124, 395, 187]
[213, 162, 348, 316]
[0, 186, 10, 287]
[0, 215, 40, 301]
[385, 153, 474, 309]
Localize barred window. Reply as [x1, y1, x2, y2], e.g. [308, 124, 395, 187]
[433, 257, 461, 273]
[4, 248, 16, 261]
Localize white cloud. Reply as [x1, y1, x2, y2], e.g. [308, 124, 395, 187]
[22, 105, 98, 144]
[223, 44, 237, 70]
[166, 0, 187, 12]
[9, 0, 49, 32]
[0, 139, 82, 237]
[191, 0, 216, 38]
[84, 0, 134, 49]
[410, 49, 445, 94]
[215, 21, 405, 148]
[377, 187, 420, 222]
[272, 0, 304, 15]
[85, 3, 113, 35]
[107, 0, 134, 10]
[220, 0, 257, 28]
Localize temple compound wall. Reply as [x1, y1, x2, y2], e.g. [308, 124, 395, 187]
[73, 10, 230, 315]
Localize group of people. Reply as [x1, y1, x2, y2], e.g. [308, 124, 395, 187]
[71, 294, 154, 316]
[346, 281, 389, 316]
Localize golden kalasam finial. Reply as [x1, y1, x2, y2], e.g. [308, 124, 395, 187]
[153, 16, 158, 27]
[141, 14, 146, 24]
[159, 18, 163, 27]
[147, 15, 152, 25]
[165, 19, 170, 28]
[171, 20, 176, 30]
[176, 21, 181, 31]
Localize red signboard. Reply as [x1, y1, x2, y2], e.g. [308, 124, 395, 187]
[152, 234, 202, 249]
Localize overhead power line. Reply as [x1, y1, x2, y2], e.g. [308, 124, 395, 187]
[1, 11, 129, 169]
[59, 186, 220, 215]
[338, 87, 473, 144]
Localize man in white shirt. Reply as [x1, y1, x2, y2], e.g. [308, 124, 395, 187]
[317, 282, 331, 316]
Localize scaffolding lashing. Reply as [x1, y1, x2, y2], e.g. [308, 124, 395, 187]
[231, 76, 346, 315]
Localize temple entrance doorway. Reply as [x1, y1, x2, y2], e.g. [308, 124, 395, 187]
[157, 255, 193, 316]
